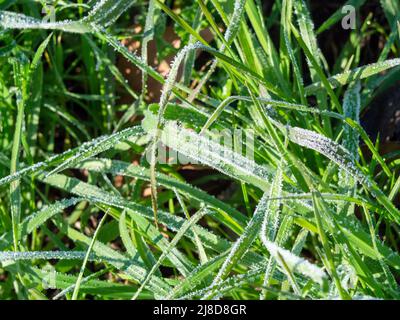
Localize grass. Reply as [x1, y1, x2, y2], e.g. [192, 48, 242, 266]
[0, 0, 400, 300]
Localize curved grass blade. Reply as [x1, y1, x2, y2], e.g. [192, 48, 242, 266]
[305, 59, 400, 95]
[0, 126, 143, 187]
[132, 207, 210, 300]
[72, 209, 109, 300]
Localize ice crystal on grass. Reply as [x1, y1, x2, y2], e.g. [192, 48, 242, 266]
[158, 42, 204, 120]
[46, 126, 143, 177]
[0, 251, 91, 262]
[0, 11, 89, 33]
[263, 240, 327, 285]
[260, 165, 283, 245]
[339, 82, 361, 195]
[0, 0, 137, 33]
[85, 0, 138, 27]
[287, 126, 368, 185]
[223, 0, 246, 44]
[306, 58, 400, 94]
[0, 126, 143, 186]
[141, 0, 156, 97]
[145, 117, 274, 190]
[209, 188, 277, 295]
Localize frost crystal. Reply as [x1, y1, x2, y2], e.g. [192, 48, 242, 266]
[263, 240, 327, 285]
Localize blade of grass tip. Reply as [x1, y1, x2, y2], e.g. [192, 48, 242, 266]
[119, 210, 137, 257]
[188, 0, 246, 102]
[293, 0, 328, 73]
[339, 82, 361, 204]
[131, 207, 209, 300]
[276, 251, 301, 295]
[259, 164, 283, 299]
[183, 6, 203, 86]
[30, 33, 53, 73]
[53, 267, 111, 300]
[27, 38, 48, 158]
[71, 209, 110, 300]
[316, 0, 367, 34]
[311, 191, 350, 299]
[10, 55, 29, 251]
[293, 0, 331, 123]
[141, 0, 155, 100]
[174, 189, 208, 264]
[283, 27, 306, 105]
[362, 204, 398, 294]
[205, 188, 279, 300]
[0, 126, 143, 187]
[305, 58, 400, 95]
[291, 24, 342, 113]
[45, 126, 144, 177]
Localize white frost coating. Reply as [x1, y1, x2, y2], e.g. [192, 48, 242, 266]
[150, 41, 204, 216]
[294, 0, 325, 79]
[330, 58, 400, 86]
[181, 266, 265, 300]
[259, 166, 283, 299]
[0, 126, 142, 185]
[0, 0, 137, 33]
[209, 191, 272, 291]
[0, 251, 90, 262]
[342, 82, 361, 159]
[0, 11, 88, 33]
[260, 166, 283, 245]
[85, 0, 136, 27]
[158, 42, 204, 121]
[47, 126, 142, 176]
[306, 58, 400, 94]
[26, 198, 82, 232]
[339, 82, 361, 193]
[223, 0, 246, 46]
[287, 126, 369, 186]
[263, 240, 327, 285]
[156, 120, 273, 187]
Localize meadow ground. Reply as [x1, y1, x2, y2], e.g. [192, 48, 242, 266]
[1, 0, 400, 300]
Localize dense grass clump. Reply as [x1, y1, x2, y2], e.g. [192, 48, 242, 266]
[1, 0, 400, 300]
